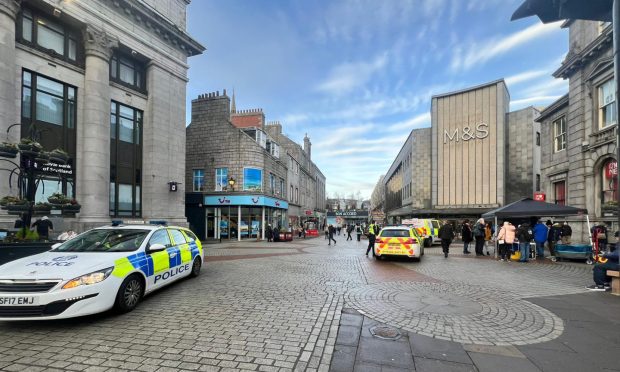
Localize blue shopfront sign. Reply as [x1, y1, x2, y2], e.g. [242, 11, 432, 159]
[204, 195, 288, 209]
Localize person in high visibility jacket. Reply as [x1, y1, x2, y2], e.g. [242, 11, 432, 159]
[366, 222, 378, 256]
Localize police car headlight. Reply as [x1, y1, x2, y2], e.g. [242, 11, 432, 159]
[62, 267, 114, 290]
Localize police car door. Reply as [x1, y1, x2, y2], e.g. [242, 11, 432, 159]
[167, 229, 193, 280]
[146, 229, 174, 292]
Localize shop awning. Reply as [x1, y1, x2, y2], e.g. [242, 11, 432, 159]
[481, 198, 587, 219]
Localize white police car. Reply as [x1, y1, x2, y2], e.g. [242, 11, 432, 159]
[0, 225, 203, 320]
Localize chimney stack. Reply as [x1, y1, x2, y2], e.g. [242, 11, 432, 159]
[304, 133, 311, 160]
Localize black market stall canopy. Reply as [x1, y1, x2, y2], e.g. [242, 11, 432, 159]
[481, 198, 587, 219]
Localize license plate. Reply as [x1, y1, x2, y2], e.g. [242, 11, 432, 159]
[388, 243, 401, 247]
[0, 297, 38, 306]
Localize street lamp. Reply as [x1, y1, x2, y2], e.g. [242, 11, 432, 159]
[512, 0, 618, 231]
[228, 177, 236, 192]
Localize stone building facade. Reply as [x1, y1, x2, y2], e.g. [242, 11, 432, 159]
[0, 0, 203, 232]
[538, 20, 616, 241]
[382, 80, 541, 223]
[384, 128, 432, 221]
[185, 91, 326, 240]
[506, 107, 542, 203]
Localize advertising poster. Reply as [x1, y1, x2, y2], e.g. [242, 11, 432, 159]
[220, 220, 228, 237]
[243, 168, 263, 191]
[251, 220, 260, 237]
[327, 216, 337, 227]
[240, 220, 249, 237]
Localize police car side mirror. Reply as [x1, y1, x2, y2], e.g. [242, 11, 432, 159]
[147, 243, 167, 253]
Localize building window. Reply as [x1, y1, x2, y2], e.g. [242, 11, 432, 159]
[598, 79, 616, 128]
[215, 168, 228, 191]
[295, 187, 299, 203]
[553, 116, 566, 152]
[21, 70, 77, 198]
[279, 178, 285, 198]
[536, 132, 540, 146]
[17, 8, 80, 64]
[536, 174, 540, 191]
[601, 159, 618, 209]
[193, 169, 205, 192]
[269, 173, 276, 194]
[110, 101, 142, 217]
[243, 167, 262, 192]
[554, 181, 566, 206]
[290, 185, 293, 202]
[110, 52, 147, 93]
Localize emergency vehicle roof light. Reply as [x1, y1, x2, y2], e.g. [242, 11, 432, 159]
[149, 220, 168, 226]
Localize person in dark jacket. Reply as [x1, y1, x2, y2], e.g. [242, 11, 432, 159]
[473, 218, 486, 256]
[516, 223, 533, 263]
[346, 224, 353, 241]
[545, 220, 556, 258]
[461, 220, 472, 254]
[591, 223, 609, 252]
[266, 225, 273, 242]
[328, 224, 337, 246]
[533, 220, 548, 259]
[560, 221, 572, 244]
[438, 222, 454, 258]
[586, 233, 619, 291]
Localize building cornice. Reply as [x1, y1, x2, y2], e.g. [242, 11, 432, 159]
[0, 0, 20, 20]
[554, 27, 612, 79]
[104, 0, 205, 57]
[536, 94, 569, 122]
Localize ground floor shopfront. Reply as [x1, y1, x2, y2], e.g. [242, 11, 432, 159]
[185, 193, 288, 241]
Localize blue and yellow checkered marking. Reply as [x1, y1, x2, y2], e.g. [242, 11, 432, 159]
[112, 235, 202, 279]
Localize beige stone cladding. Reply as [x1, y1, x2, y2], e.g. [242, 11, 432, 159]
[186, 92, 287, 196]
[383, 128, 431, 218]
[505, 107, 541, 204]
[539, 20, 617, 241]
[431, 80, 508, 210]
[0, 0, 204, 230]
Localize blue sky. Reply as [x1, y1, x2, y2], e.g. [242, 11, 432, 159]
[186, 0, 569, 199]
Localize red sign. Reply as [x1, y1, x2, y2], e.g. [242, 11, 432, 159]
[305, 210, 313, 216]
[534, 192, 546, 201]
[605, 160, 618, 179]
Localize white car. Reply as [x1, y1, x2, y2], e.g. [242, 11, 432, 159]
[374, 226, 424, 260]
[0, 225, 203, 320]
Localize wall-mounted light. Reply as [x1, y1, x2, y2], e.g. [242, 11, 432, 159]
[53, 8, 62, 17]
[228, 177, 236, 191]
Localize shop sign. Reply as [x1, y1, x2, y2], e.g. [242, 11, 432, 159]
[443, 123, 489, 144]
[533, 192, 546, 201]
[605, 160, 617, 179]
[327, 210, 369, 218]
[203, 195, 289, 209]
[305, 210, 313, 216]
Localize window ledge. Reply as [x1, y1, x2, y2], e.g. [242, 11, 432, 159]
[16, 43, 85, 75]
[110, 81, 149, 100]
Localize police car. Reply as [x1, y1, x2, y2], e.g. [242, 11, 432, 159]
[374, 226, 424, 260]
[0, 225, 203, 320]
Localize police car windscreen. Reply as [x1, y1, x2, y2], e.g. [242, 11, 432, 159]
[53, 229, 150, 252]
[380, 230, 410, 238]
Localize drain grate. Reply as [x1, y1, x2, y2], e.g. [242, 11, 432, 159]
[369, 325, 401, 340]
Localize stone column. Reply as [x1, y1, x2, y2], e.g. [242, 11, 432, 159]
[0, 1, 21, 226]
[78, 26, 117, 227]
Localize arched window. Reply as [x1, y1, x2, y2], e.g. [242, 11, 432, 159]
[601, 159, 618, 211]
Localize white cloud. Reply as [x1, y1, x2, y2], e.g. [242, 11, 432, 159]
[386, 112, 431, 132]
[316, 54, 388, 95]
[505, 69, 548, 86]
[510, 95, 562, 108]
[451, 21, 563, 72]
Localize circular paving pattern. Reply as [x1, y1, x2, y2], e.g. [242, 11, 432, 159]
[346, 281, 564, 346]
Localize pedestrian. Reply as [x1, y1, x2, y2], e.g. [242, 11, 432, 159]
[328, 224, 337, 246]
[473, 218, 486, 256]
[355, 223, 362, 242]
[266, 224, 273, 242]
[592, 222, 609, 252]
[337, 225, 341, 236]
[324, 224, 329, 240]
[516, 222, 533, 262]
[560, 221, 572, 244]
[32, 216, 53, 241]
[366, 222, 378, 256]
[533, 219, 549, 259]
[461, 220, 472, 254]
[484, 222, 493, 256]
[301, 226, 306, 239]
[346, 224, 353, 241]
[545, 220, 556, 258]
[497, 221, 516, 261]
[586, 232, 619, 291]
[438, 221, 454, 258]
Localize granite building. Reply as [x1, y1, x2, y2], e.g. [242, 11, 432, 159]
[538, 20, 616, 241]
[0, 0, 204, 232]
[185, 91, 326, 240]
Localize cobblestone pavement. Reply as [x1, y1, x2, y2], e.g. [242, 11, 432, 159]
[0, 236, 602, 371]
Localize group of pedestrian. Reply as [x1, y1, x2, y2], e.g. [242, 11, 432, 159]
[459, 219, 493, 256]
[495, 219, 573, 262]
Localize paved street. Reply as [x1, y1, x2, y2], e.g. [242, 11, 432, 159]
[0, 236, 618, 372]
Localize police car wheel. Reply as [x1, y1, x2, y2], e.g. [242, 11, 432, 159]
[189, 257, 202, 278]
[114, 275, 144, 313]
[424, 238, 431, 248]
